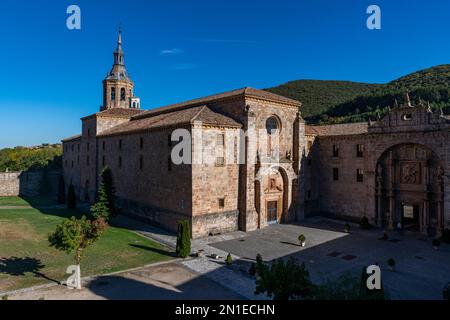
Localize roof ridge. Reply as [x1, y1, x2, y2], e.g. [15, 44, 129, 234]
[190, 105, 208, 123]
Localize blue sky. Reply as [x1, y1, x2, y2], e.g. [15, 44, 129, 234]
[1, 0, 450, 148]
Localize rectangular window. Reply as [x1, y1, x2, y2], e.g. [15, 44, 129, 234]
[71, 160, 74, 168]
[65, 160, 68, 167]
[102, 156, 105, 168]
[77, 155, 80, 165]
[333, 168, 339, 181]
[332, 145, 339, 158]
[87, 143, 90, 152]
[77, 144, 80, 152]
[139, 155, 143, 170]
[356, 144, 364, 158]
[218, 198, 225, 208]
[308, 159, 312, 166]
[102, 141, 106, 151]
[71, 144, 74, 152]
[119, 140, 122, 150]
[168, 156, 172, 171]
[168, 134, 173, 147]
[357, 169, 364, 182]
[87, 129, 91, 137]
[87, 156, 90, 166]
[118, 156, 122, 169]
[307, 190, 312, 199]
[216, 157, 225, 167]
[217, 133, 224, 146]
[140, 137, 144, 150]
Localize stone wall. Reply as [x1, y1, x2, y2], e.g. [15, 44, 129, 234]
[0, 170, 61, 197]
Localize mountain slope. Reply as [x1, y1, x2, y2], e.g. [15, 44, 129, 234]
[265, 64, 450, 124]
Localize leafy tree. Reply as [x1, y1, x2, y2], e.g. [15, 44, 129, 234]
[48, 216, 108, 266]
[176, 220, 191, 258]
[57, 175, 66, 204]
[0, 144, 62, 172]
[67, 184, 76, 209]
[255, 257, 314, 300]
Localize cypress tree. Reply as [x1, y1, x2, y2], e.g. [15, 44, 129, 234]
[176, 220, 191, 258]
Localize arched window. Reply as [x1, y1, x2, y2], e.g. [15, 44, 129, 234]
[132, 101, 136, 108]
[111, 88, 116, 101]
[265, 116, 280, 158]
[266, 117, 279, 135]
[120, 88, 126, 101]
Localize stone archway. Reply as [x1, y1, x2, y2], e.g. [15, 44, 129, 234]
[255, 166, 291, 227]
[375, 143, 445, 236]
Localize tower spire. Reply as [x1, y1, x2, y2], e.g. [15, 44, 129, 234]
[102, 29, 139, 111]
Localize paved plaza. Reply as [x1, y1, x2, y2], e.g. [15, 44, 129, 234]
[210, 218, 450, 300]
[6, 216, 450, 300]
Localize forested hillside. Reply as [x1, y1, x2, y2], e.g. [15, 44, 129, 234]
[266, 64, 450, 124]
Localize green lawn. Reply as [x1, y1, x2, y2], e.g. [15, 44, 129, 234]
[0, 196, 56, 207]
[0, 198, 173, 292]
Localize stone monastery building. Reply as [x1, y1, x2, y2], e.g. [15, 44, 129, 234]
[62, 32, 450, 238]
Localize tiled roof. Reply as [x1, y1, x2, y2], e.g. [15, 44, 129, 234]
[98, 105, 241, 137]
[61, 134, 82, 143]
[133, 87, 300, 120]
[306, 122, 368, 136]
[82, 108, 144, 120]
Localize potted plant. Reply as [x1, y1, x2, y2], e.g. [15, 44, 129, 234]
[225, 253, 233, 266]
[195, 249, 205, 258]
[344, 224, 351, 233]
[387, 258, 396, 271]
[432, 239, 441, 250]
[360, 216, 370, 230]
[298, 234, 306, 247]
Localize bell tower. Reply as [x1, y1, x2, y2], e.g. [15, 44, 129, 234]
[102, 29, 140, 111]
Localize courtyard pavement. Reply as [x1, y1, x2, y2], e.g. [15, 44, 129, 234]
[8, 215, 449, 300]
[115, 215, 450, 300]
[209, 217, 450, 300]
[7, 262, 245, 300]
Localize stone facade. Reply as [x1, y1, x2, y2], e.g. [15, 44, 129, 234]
[62, 33, 449, 239]
[305, 99, 450, 237]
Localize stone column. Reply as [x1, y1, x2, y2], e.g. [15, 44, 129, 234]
[238, 108, 258, 232]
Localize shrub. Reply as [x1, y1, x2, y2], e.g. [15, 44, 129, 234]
[226, 253, 233, 266]
[176, 220, 191, 258]
[57, 175, 66, 204]
[360, 217, 371, 230]
[344, 224, 351, 233]
[298, 234, 306, 243]
[387, 258, 396, 268]
[1, 295, 8, 300]
[67, 184, 76, 209]
[255, 257, 314, 300]
[441, 229, 450, 244]
[432, 239, 441, 247]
